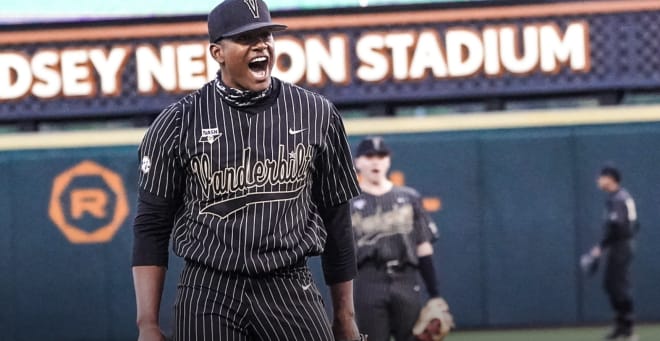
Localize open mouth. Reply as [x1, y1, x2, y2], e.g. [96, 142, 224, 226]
[248, 56, 269, 79]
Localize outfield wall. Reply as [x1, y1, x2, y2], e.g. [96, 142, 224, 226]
[2, 106, 660, 340]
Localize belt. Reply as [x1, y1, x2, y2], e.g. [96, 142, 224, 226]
[265, 257, 308, 276]
[360, 259, 411, 274]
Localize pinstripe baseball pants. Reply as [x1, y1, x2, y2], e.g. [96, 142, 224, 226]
[354, 263, 422, 341]
[173, 260, 334, 341]
[604, 241, 635, 332]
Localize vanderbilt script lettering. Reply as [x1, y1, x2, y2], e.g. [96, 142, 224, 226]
[191, 143, 314, 198]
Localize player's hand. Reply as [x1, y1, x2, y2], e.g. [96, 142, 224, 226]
[590, 246, 601, 258]
[137, 324, 165, 341]
[332, 314, 361, 341]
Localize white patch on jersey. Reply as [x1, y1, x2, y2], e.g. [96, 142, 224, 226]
[199, 128, 222, 145]
[353, 199, 366, 210]
[626, 198, 638, 222]
[428, 221, 439, 236]
[141, 156, 151, 174]
[396, 197, 407, 204]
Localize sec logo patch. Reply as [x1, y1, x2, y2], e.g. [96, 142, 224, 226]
[141, 156, 151, 174]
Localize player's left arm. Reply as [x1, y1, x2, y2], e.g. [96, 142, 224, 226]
[319, 202, 361, 341]
[598, 197, 631, 250]
[318, 202, 360, 341]
[313, 104, 362, 340]
[330, 280, 361, 341]
[413, 194, 441, 298]
[417, 243, 440, 298]
[411, 195, 454, 341]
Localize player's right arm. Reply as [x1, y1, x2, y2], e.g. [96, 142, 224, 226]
[132, 191, 180, 340]
[132, 103, 184, 340]
[312, 105, 362, 340]
[133, 266, 166, 341]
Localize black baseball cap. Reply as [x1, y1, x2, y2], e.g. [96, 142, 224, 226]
[356, 136, 392, 157]
[208, 0, 287, 43]
[600, 165, 621, 183]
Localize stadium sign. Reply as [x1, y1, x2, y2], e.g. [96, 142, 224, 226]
[275, 22, 589, 85]
[0, 22, 588, 101]
[0, 0, 658, 119]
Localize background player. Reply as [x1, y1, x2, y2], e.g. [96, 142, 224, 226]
[590, 166, 639, 341]
[350, 136, 445, 341]
[131, 0, 364, 340]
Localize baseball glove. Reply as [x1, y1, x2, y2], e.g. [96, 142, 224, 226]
[580, 252, 600, 277]
[412, 297, 455, 341]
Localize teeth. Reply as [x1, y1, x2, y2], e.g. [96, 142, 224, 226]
[251, 56, 267, 63]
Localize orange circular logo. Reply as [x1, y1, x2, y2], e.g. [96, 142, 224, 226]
[48, 160, 129, 244]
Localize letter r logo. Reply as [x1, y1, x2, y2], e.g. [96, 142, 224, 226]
[49, 160, 129, 244]
[70, 189, 108, 219]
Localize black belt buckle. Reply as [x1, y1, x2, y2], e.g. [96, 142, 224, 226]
[385, 260, 401, 274]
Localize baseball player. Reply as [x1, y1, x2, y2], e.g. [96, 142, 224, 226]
[589, 166, 639, 341]
[131, 1, 364, 340]
[350, 137, 449, 341]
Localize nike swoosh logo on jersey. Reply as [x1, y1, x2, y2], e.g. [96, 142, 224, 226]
[302, 283, 312, 290]
[289, 128, 308, 135]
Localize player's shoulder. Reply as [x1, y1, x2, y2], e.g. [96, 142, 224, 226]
[616, 187, 633, 200]
[155, 84, 206, 117]
[147, 101, 182, 136]
[177, 80, 214, 108]
[278, 79, 337, 110]
[150, 81, 212, 125]
[392, 185, 422, 199]
[350, 194, 368, 211]
[393, 185, 421, 196]
[279, 79, 326, 100]
[143, 84, 208, 145]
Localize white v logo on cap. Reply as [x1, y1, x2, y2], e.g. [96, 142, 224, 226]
[243, 0, 260, 19]
[372, 137, 383, 150]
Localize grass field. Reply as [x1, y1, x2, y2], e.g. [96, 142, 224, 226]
[447, 324, 660, 341]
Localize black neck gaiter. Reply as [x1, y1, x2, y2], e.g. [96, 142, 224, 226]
[215, 75, 273, 108]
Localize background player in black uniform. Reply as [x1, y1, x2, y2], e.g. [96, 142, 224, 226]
[350, 137, 441, 341]
[131, 1, 364, 340]
[590, 166, 639, 341]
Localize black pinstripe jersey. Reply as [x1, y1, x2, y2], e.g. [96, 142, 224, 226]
[351, 186, 438, 266]
[137, 77, 360, 275]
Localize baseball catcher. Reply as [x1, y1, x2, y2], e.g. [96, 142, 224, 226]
[351, 136, 452, 341]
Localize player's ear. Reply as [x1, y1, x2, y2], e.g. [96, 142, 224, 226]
[354, 156, 364, 171]
[209, 42, 225, 65]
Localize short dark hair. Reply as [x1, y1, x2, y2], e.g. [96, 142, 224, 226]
[600, 165, 621, 183]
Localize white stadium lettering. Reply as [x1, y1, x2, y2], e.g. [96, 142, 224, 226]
[0, 22, 589, 101]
